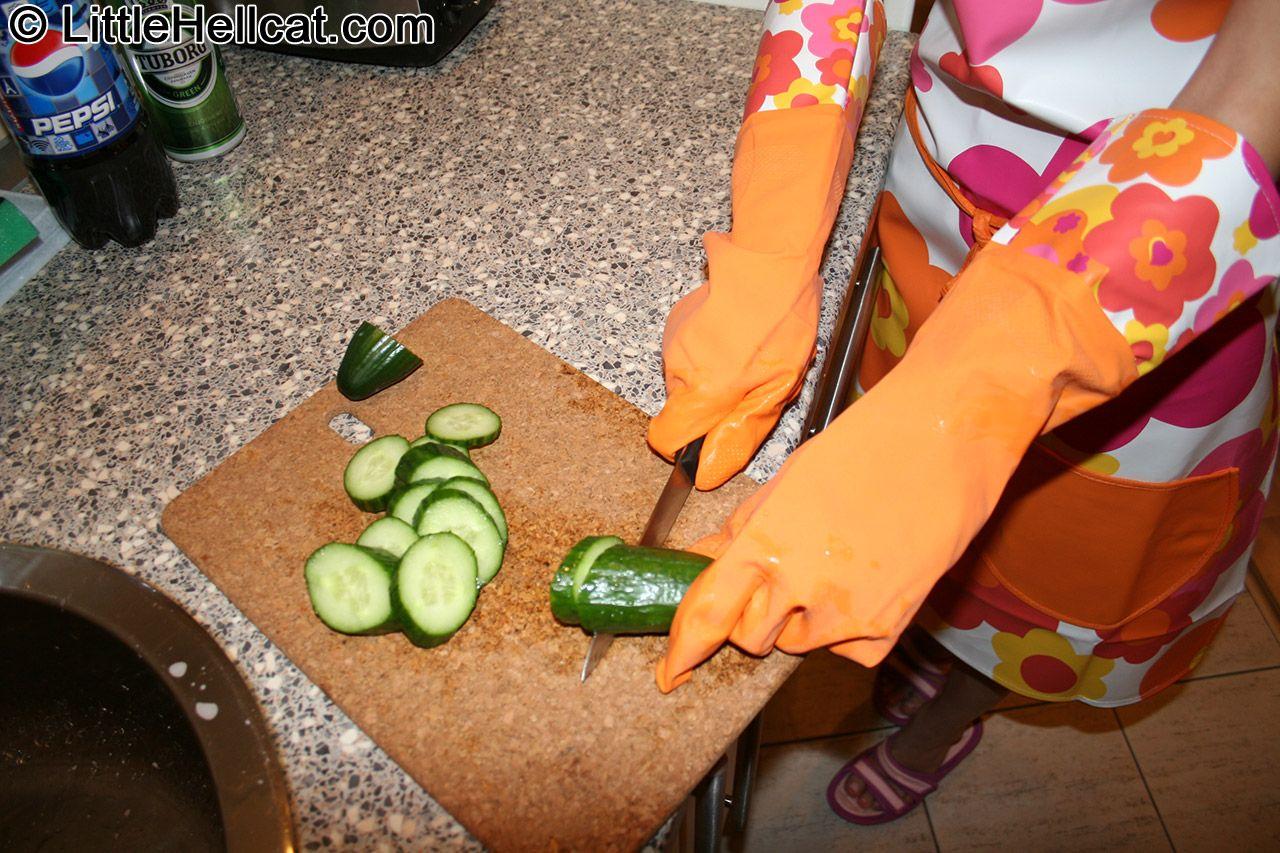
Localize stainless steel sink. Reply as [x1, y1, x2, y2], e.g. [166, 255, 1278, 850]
[0, 544, 294, 852]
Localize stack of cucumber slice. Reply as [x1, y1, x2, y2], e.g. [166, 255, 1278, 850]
[305, 403, 507, 648]
[550, 538, 713, 634]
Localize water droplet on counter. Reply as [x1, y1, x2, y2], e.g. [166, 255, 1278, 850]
[195, 702, 219, 720]
[168, 661, 187, 678]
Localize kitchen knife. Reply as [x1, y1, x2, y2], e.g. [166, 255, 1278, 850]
[580, 436, 705, 682]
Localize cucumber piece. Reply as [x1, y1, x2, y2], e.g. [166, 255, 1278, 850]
[411, 434, 471, 457]
[343, 435, 410, 512]
[416, 491, 505, 586]
[574, 545, 713, 634]
[356, 517, 419, 559]
[425, 403, 502, 449]
[395, 442, 488, 486]
[393, 532, 479, 647]
[336, 322, 422, 401]
[304, 543, 399, 634]
[439, 476, 507, 542]
[387, 479, 444, 526]
[549, 535, 622, 624]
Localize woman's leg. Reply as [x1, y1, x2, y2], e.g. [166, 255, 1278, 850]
[846, 656, 1010, 808]
[881, 627, 957, 718]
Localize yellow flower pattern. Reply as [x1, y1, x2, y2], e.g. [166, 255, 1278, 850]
[869, 267, 909, 357]
[991, 629, 1114, 702]
[1124, 318, 1170, 376]
[1132, 117, 1195, 161]
[772, 77, 840, 109]
[1234, 219, 1259, 255]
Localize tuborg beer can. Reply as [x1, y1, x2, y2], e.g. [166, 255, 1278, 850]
[115, 0, 245, 162]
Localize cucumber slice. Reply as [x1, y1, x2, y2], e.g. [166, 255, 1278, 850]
[304, 543, 399, 634]
[416, 491, 505, 586]
[336, 322, 422, 401]
[356, 517, 419, 559]
[393, 532, 479, 647]
[576, 545, 713, 634]
[343, 435, 410, 512]
[411, 434, 471, 457]
[439, 476, 507, 542]
[396, 442, 488, 486]
[549, 536, 623, 624]
[425, 403, 502, 449]
[387, 479, 445, 526]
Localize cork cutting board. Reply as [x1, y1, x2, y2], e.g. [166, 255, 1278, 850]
[163, 299, 800, 852]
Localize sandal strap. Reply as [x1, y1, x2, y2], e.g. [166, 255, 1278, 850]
[843, 736, 938, 817]
[847, 753, 915, 815]
[874, 737, 938, 797]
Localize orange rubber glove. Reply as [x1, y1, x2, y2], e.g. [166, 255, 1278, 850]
[647, 104, 855, 489]
[655, 242, 1139, 691]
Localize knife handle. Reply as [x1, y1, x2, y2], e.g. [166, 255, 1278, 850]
[674, 435, 705, 483]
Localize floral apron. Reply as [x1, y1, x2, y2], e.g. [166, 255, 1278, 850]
[859, 6, 1278, 706]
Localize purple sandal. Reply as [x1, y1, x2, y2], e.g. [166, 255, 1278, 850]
[826, 719, 984, 825]
[872, 632, 950, 726]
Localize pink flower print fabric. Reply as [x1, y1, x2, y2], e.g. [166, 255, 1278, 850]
[745, 0, 885, 134]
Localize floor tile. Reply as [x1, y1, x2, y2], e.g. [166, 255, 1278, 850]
[1116, 669, 1280, 851]
[762, 650, 889, 745]
[926, 703, 1168, 852]
[1186, 589, 1280, 680]
[735, 732, 937, 853]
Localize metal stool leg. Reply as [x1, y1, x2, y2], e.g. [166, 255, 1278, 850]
[726, 712, 763, 834]
[692, 755, 728, 853]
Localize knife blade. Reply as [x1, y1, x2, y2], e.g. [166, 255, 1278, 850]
[580, 436, 704, 682]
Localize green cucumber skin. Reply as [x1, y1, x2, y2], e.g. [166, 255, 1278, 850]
[387, 480, 444, 526]
[395, 442, 468, 479]
[304, 544, 400, 635]
[574, 546, 713, 634]
[390, 593, 466, 647]
[439, 477, 508, 542]
[350, 493, 390, 514]
[549, 568, 578, 624]
[549, 536, 623, 624]
[336, 322, 422, 401]
[411, 435, 472, 457]
[392, 599, 467, 648]
[395, 442, 481, 484]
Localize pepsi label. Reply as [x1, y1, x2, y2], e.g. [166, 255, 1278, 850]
[0, 0, 140, 158]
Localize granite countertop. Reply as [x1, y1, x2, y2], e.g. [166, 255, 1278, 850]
[0, 1, 911, 848]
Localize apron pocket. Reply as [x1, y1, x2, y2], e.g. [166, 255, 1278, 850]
[975, 441, 1238, 631]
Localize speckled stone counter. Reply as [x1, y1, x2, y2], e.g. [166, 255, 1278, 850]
[0, 2, 911, 848]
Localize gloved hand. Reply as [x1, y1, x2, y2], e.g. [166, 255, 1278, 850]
[656, 102, 1280, 690]
[647, 104, 854, 489]
[655, 241, 1139, 691]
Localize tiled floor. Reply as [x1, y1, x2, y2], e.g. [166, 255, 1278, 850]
[734, 582, 1280, 852]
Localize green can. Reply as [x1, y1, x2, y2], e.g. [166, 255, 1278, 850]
[116, 0, 246, 162]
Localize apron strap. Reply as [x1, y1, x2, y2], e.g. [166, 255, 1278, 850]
[903, 89, 1007, 269]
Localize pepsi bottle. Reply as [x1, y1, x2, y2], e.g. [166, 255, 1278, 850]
[0, 0, 177, 248]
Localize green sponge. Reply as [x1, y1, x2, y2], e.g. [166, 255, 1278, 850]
[0, 198, 38, 266]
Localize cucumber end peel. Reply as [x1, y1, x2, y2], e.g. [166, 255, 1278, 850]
[336, 322, 423, 401]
